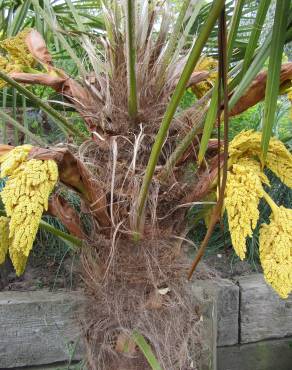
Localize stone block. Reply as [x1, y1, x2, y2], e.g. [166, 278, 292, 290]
[0, 290, 84, 369]
[195, 278, 239, 346]
[217, 337, 292, 370]
[239, 274, 292, 343]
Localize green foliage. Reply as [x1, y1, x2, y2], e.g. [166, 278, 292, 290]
[132, 331, 162, 370]
[227, 105, 262, 140]
[179, 89, 197, 111]
[34, 215, 70, 262]
[227, 98, 292, 142]
[260, 0, 291, 161]
[190, 0, 259, 62]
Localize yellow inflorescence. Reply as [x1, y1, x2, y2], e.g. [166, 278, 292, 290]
[0, 28, 35, 88]
[0, 55, 14, 88]
[265, 140, 292, 188]
[0, 144, 32, 177]
[0, 28, 34, 66]
[0, 146, 58, 275]
[192, 56, 218, 98]
[224, 131, 292, 298]
[0, 216, 9, 265]
[228, 130, 259, 160]
[228, 130, 292, 188]
[225, 158, 264, 260]
[259, 206, 292, 298]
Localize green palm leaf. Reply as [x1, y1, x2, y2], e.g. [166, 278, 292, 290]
[0, 70, 88, 142]
[261, 0, 291, 161]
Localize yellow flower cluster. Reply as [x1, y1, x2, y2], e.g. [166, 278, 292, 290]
[0, 146, 58, 275]
[265, 140, 292, 188]
[0, 28, 34, 66]
[0, 28, 35, 88]
[225, 158, 264, 260]
[192, 56, 217, 98]
[0, 216, 9, 265]
[0, 144, 32, 177]
[228, 130, 292, 188]
[259, 205, 292, 298]
[0, 55, 13, 88]
[225, 131, 292, 297]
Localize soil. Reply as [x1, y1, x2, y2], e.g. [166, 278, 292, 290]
[203, 252, 260, 279]
[0, 253, 82, 292]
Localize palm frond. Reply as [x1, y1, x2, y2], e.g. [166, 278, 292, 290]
[125, 0, 138, 119]
[0, 70, 88, 141]
[261, 0, 291, 161]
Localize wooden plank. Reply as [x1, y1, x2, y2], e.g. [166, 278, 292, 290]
[0, 290, 84, 368]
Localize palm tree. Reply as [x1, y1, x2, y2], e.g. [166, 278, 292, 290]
[0, 1, 292, 368]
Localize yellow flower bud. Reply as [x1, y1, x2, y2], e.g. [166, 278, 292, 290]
[225, 158, 264, 260]
[0, 216, 9, 265]
[0, 145, 58, 275]
[259, 205, 292, 299]
[229, 130, 292, 188]
[0, 28, 35, 67]
[0, 145, 32, 177]
[192, 56, 218, 98]
[0, 28, 36, 88]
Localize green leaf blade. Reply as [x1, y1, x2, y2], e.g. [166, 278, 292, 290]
[198, 79, 219, 164]
[261, 0, 290, 161]
[126, 0, 138, 119]
[0, 70, 88, 142]
[0, 108, 47, 147]
[132, 330, 162, 370]
[241, 0, 271, 75]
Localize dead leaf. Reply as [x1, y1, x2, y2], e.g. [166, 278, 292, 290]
[186, 71, 210, 89]
[10, 71, 99, 132]
[29, 147, 111, 227]
[10, 72, 66, 91]
[25, 29, 53, 67]
[48, 194, 84, 239]
[230, 62, 292, 116]
[0, 144, 14, 158]
[115, 332, 136, 354]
